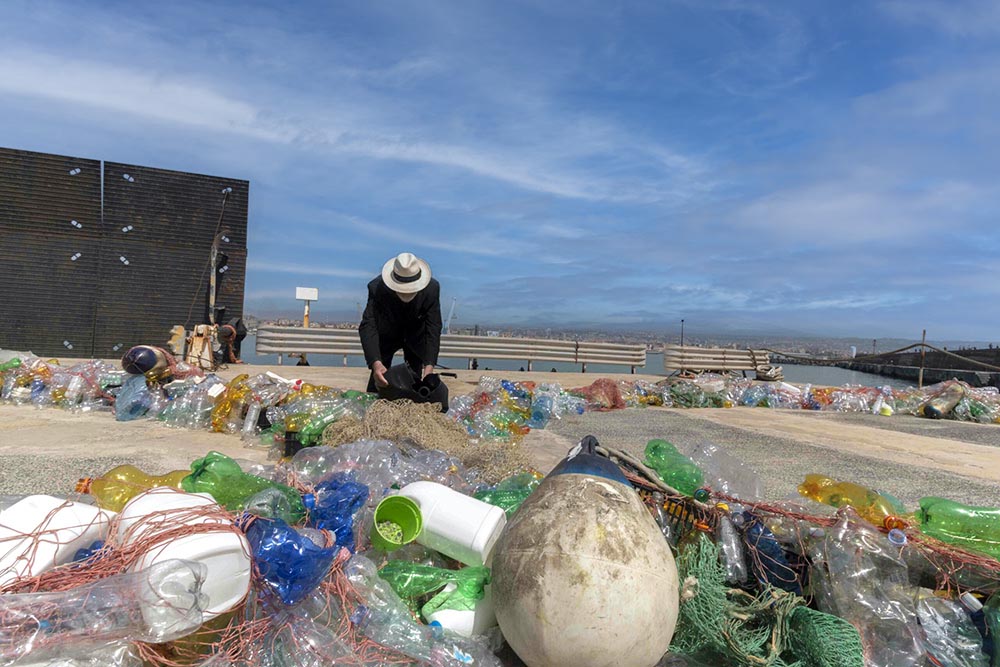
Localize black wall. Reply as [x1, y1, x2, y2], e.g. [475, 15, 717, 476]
[0, 147, 249, 358]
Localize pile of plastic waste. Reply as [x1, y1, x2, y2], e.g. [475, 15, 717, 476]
[2, 431, 999, 667]
[655, 373, 1000, 423]
[447, 376, 586, 440]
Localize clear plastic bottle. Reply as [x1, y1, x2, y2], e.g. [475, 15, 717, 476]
[917, 593, 989, 667]
[527, 395, 554, 429]
[0, 559, 206, 665]
[716, 511, 748, 584]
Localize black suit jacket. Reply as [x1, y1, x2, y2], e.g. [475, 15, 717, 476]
[358, 277, 442, 368]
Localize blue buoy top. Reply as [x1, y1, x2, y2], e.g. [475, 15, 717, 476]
[548, 435, 630, 486]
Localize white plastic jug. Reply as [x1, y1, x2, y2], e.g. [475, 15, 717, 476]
[425, 582, 497, 638]
[398, 481, 506, 566]
[118, 488, 251, 619]
[0, 495, 115, 587]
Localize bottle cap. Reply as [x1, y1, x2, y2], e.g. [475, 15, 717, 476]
[960, 592, 983, 612]
[887, 528, 907, 546]
[75, 478, 93, 494]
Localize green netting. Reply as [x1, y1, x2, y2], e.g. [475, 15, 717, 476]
[669, 532, 863, 667]
[787, 606, 865, 667]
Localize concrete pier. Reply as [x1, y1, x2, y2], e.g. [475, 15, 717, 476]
[842, 362, 1000, 388]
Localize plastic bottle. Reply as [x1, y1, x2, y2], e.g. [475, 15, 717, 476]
[0, 495, 116, 587]
[959, 593, 995, 665]
[0, 559, 206, 665]
[742, 511, 802, 594]
[921, 383, 967, 419]
[399, 481, 507, 566]
[917, 593, 989, 667]
[210, 374, 251, 433]
[0, 357, 22, 373]
[240, 400, 262, 441]
[115, 374, 154, 421]
[716, 510, 748, 584]
[643, 439, 704, 496]
[527, 395, 554, 429]
[919, 497, 1000, 560]
[76, 465, 189, 512]
[798, 474, 904, 527]
[181, 451, 307, 522]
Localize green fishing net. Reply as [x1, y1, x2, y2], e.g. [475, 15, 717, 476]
[669, 532, 863, 667]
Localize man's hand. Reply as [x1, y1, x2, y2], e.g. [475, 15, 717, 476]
[422, 364, 434, 379]
[372, 361, 389, 388]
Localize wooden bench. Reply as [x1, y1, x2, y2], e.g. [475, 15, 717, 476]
[662, 344, 773, 376]
[255, 326, 647, 372]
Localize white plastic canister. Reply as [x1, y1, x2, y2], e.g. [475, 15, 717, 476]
[398, 481, 506, 566]
[118, 488, 251, 620]
[425, 582, 497, 638]
[0, 495, 115, 586]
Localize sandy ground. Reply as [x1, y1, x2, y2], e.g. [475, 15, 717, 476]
[2, 362, 999, 506]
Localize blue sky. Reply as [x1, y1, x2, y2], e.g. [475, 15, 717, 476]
[3, 1, 998, 340]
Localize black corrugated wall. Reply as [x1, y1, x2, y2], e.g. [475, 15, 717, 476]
[0, 147, 248, 358]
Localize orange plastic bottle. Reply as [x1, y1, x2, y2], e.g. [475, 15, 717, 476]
[76, 465, 189, 512]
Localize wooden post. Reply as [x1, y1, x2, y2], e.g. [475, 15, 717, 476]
[918, 329, 927, 389]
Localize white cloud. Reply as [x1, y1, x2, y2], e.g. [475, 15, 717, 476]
[0, 50, 291, 141]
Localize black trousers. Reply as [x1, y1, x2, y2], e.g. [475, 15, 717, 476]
[366, 341, 424, 393]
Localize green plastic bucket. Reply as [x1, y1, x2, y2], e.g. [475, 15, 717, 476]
[370, 495, 423, 551]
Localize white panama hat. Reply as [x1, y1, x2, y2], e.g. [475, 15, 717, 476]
[382, 252, 432, 294]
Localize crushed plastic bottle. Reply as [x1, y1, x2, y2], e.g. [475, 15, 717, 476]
[0, 559, 207, 665]
[643, 439, 704, 496]
[181, 451, 306, 522]
[916, 592, 989, 667]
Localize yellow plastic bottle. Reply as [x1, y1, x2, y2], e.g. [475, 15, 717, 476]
[211, 374, 251, 433]
[76, 465, 189, 512]
[797, 474, 904, 527]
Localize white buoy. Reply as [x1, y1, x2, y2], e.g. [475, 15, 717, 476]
[491, 436, 679, 667]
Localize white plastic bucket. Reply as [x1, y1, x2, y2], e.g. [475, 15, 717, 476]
[398, 481, 506, 566]
[425, 582, 497, 638]
[0, 495, 115, 587]
[118, 488, 251, 620]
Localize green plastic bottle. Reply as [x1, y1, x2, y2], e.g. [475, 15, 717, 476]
[181, 451, 306, 522]
[643, 439, 704, 496]
[0, 358, 22, 373]
[918, 496, 1000, 560]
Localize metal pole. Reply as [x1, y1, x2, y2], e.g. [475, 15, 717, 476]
[918, 329, 927, 389]
[301, 300, 310, 365]
[680, 319, 685, 347]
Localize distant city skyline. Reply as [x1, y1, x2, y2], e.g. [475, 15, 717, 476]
[3, 1, 999, 340]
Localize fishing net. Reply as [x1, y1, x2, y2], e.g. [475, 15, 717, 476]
[669, 532, 864, 667]
[321, 399, 532, 484]
[570, 378, 626, 410]
[787, 606, 865, 667]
